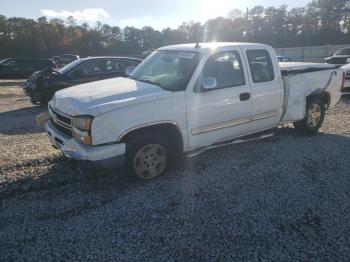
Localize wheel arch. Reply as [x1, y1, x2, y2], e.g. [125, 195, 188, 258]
[119, 121, 184, 153]
[307, 90, 330, 109]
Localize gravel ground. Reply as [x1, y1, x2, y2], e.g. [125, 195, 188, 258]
[1, 80, 350, 261]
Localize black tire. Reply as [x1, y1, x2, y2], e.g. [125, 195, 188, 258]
[294, 97, 325, 135]
[124, 132, 173, 180]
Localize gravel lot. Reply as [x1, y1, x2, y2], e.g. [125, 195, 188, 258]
[1, 80, 350, 261]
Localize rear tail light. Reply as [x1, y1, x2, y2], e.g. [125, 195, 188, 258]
[341, 72, 346, 91]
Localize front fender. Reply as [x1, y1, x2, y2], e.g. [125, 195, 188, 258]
[90, 95, 188, 147]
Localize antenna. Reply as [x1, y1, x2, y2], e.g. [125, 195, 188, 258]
[195, 42, 201, 48]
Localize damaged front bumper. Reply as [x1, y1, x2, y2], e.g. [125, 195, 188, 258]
[45, 120, 126, 170]
[23, 80, 41, 103]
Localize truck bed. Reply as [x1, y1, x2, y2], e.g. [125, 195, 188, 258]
[279, 62, 337, 71]
[279, 62, 340, 77]
[280, 62, 343, 123]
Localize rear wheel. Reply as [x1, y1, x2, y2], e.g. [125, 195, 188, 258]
[294, 97, 325, 135]
[124, 133, 172, 180]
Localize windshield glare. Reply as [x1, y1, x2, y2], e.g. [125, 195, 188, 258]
[58, 59, 82, 74]
[130, 50, 201, 91]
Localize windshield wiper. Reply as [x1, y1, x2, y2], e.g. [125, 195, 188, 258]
[131, 77, 166, 89]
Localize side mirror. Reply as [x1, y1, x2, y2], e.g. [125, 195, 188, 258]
[125, 66, 136, 76]
[201, 77, 217, 91]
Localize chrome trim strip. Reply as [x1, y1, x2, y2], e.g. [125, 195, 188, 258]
[55, 119, 72, 130]
[252, 110, 279, 121]
[191, 110, 279, 135]
[191, 116, 251, 135]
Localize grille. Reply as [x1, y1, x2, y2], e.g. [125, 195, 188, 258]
[50, 107, 72, 137]
[55, 111, 71, 125]
[51, 118, 72, 137]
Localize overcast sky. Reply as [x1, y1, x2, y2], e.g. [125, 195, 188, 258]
[0, 0, 309, 29]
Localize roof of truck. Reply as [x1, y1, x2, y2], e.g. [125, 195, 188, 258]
[158, 42, 269, 53]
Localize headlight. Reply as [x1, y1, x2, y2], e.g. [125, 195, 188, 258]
[72, 116, 93, 145]
[72, 116, 93, 131]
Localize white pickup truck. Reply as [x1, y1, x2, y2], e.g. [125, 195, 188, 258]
[44, 42, 343, 179]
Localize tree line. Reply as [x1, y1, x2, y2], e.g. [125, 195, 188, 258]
[1, 0, 350, 58]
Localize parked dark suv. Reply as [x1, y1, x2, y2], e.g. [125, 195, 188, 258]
[0, 58, 56, 78]
[24, 56, 142, 104]
[325, 47, 350, 65]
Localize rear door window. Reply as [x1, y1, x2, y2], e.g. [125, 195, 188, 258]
[246, 49, 275, 83]
[105, 59, 126, 73]
[70, 60, 104, 76]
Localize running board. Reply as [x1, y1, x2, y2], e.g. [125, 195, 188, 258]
[185, 131, 274, 158]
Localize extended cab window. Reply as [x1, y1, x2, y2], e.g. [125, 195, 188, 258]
[200, 51, 245, 89]
[246, 49, 275, 83]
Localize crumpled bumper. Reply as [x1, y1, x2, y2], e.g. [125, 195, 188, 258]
[23, 80, 41, 103]
[45, 120, 126, 170]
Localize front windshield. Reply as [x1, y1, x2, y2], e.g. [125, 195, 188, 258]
[130, 50, 201, 91]
[58, 59, 82, 74]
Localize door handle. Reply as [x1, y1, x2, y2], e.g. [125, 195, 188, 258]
[239, 92, 251, 101]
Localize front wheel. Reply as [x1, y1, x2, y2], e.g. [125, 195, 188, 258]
[124, 133, 172, 180]
[293, 97, 326, 135]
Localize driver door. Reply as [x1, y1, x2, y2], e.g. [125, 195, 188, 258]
[186, 49, 253, 150]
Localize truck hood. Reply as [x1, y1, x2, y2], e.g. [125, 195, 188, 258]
[51, 77, 172, 116]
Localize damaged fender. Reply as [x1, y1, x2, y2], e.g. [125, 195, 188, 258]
[281, 69, 343, 122]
